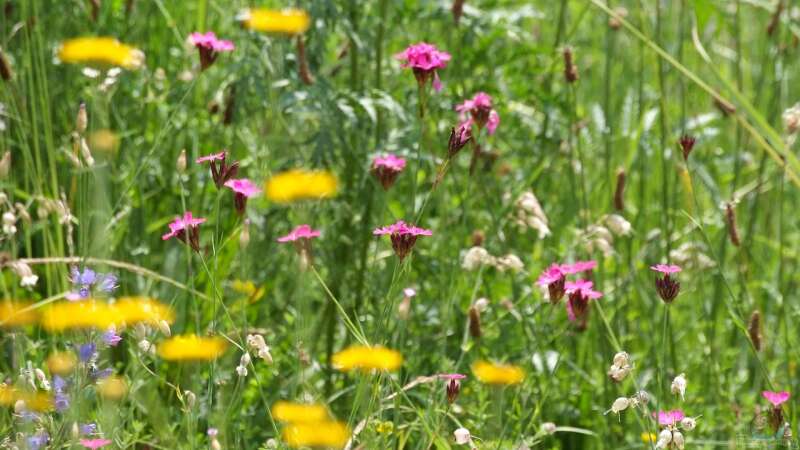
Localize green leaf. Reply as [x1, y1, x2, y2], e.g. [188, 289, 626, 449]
[694, 0, 714, 30]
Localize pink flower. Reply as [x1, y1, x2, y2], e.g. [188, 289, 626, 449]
[651, 264, 682, 274]
[371, 154, 406, 190]
[395, 42, 451, 92]
[196, 150, 239, 188]
[374, 220, 432, 260]
[456, 92, 500, 135]
[439, 374, 466, 404]
[448, 122, 473, 157]
[403, 287, 417, 298]
[190, 31, 234, 70]
[224, 178, 261, 215]
[763, 390, 790, 407]
[438, 373, 466, 381]
[537, 264, 566, 304]
[162, 211, 206, 253]
[277, 224, 321, 243]
[560, 260, 597, 274]
[80, 439, 112, 449]
[654, 410, 685, 426]
[564, 280, 602, 328]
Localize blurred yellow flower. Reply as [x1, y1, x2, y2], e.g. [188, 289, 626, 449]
[642, 432, 657, 444]
[58, 37, 144, 69]
[272, 401, 329, 423]
[88, 129, 119, 153]
[114, 297, 174, 325]
[41, 300, 117, 331]
[238, 8, 310, 35]
[375, 421, 394, 434]
[0, 385, 53, 412]
[0, 301, 38, 327]
[231, 279, 265, 302]
[282, 421, 350, 449]
[471, 361, 525, 385]
[46, 351, 77, 375]
[331, 345, 402, 372]
[97, 375, 127, 400]
[157, 335, 228, 361]
[265, 169, 338, 203]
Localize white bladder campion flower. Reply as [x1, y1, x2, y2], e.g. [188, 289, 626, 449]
[607, 351, 632, 382]
[655, 429, 672, 449]
[680, 417, 696, 431]
[454, 427, 472, 445]
[541, 422, 557, 435]
[605, 397, 630, 416]
[671, 373, 687, 400]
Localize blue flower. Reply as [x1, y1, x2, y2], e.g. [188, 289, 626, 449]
[78, 342, 97, 362]
[102, 327, 122, 346]
[27, 431, 49, 450]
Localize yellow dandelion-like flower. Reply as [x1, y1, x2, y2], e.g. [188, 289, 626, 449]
[331, 345, 402, 372]
[46, 352, 77, 376]
[58, 37, 144, 69]
[0, 385, 53, 412]
[282, 421, 350, 449]
[96, 375, 127, 400]
[272, 401, 329, 424]
[231, 279, 265, 302]
[238, 8, 311, 35]
[41, 301, 118, 332]
[0, 301, 38, 327]
[471, 361, 525, 385]
[114, 297, 174, 325]
[642, 432, 657, 444]
[157, 335, 228, 361]
[265, 169, 338, 203]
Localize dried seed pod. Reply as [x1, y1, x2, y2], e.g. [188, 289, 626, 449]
[0, 48, 12, 81]
[613, 168, 625, 211]
[748, 310, 762, 351]
[563, 47, 578, 83]
[725, 202, 740, 247]
[467, 305, 481, 339]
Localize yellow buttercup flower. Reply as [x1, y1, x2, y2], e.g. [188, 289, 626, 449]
[96, 375, 127, 400]
[58, 37, 144, 69]
[238, 8, 310, 35]
[0, 301, 38, 327]
[272, 401, 329, 423]
[114, 297, 174, 325]
[282, 421, 350, 449]
[471, 361, 525, 385]
[46, 352, 77, 376]
[331, 345, 402, 372]
[157, 335, 228, 361]
[265, 169, 338, 203]
[0, 385, 53, 412]
[642, 432, 657, 444]
[41, 300, 118, 332]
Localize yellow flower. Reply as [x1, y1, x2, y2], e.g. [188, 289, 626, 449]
[641, 432, 657, 444]
[375, 421, 394, 435]
[272, 401, 329, 423]
[231, 279, 265, 302]
[97, 375, 127, 400]
[331, 345, 402, 372]
[41, 300, 118, 332]
[282, 421, 350, 449]
[114, 297, 174, 325]
[0, 385, 53, 412]
[58, 37, 144, 69]
[471, 361, 525, 385]
[265, 169, 338, 203]
[238, 8, 310, 35]
[157, 335, 228, 361]
[0, 301, 38, 327]
[46, 352, 77, 376]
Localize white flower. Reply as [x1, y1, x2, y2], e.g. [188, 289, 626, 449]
[138, 339, 153, 354]
[473, 298, 490, 312]
[607, 364, 631, 382]
[495, 254, 524, 272]
[612, 351, 629, 367]
[671, 430, 685, 449]
[462, 246, 493, 270]
[235, 365, 248, 377]
[158, 320, 171, 337]
[680, 417, 696, 431]
[605, 397, 630, 415]
[671, 373, 687, 400]
[453, 427, 472, 445]
[542, 422, 557, 435]
[514, 191, 551, 238]
[655, 429, 673, 449]
[2, 211, 15, 235]
[11, 262, 38, 288]
[783, 103, 800, 134]
[605, 214, 631, 236]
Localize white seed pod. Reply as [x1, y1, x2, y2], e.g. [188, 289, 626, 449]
[34, 368, 50, 391]
[240, 352, 251, 367]
[72, 422, 80, 439]
[612, 351, 629, 367]
[211, 438, 222, 450]
[158, 320, 171, 337]
[0, 151, 10, 179]
[453, 427, 471, 445]
[235, 365, 248, 377]
[606, 397, 630, 415]
[542, 422, 557, 435]
[176, 149, 187, 174]
[183, 390, 196, 409]
[655, 429, 672, 449]
[138, 339, 152, 353]
[76, 102, 87, 133]
[680, 417, 696, 431]
[13, 399, 26, 414]
[257, 347, 273, 364]
[671, 430, 685, 449]
[671, 373, 687, 400]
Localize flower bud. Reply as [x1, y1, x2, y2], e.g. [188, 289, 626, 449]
[184, 390, 196, 409]
[176, 149, 187, 174]
[671, 430, 685, 449]
[158, 319, 171, 337]
[0, 151, 10, 179]
[13, 399, 26, 414]
[671, 373, 687, 400]
[655, 429, 672, 449]
[612, 351, 629, 367]
[453, 427, 471, 445]
[680, 417, 696, 431]
[542, 422, 557, 435]
[607, 397, 630, 414]
[76, 102, 87, 134]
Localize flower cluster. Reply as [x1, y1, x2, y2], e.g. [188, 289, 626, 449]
[536, 260, 597, 307]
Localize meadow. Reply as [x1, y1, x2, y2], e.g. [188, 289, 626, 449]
[0, 0, 798, 448]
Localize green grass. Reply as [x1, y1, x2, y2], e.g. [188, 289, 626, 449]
[1, 0, 799, 448]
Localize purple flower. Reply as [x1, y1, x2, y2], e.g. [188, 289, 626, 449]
[103, 327, 122, 347]
[78, 343, 97, 362]
[55, 392, 70, 412]
[80, 423, 98, 435]
[27, 432, 49, 450]
[98, 273, 118, 293]
[53, 375, 67, 392]
[91, 368, 114, 380]
[67, 267, 118, 300]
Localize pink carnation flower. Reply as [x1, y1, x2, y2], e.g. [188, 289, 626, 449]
[196, 150, 239, 188]
[162, 211, 206, 253]
[763, 390, 790, 407]
[395, 42, 451, 92]
[439, 373, 466, 404]
[654, 410, 685, 426]
[80, 439, 112, 449]
[651, 264, 682, 274]
[374, 220, 432, 260]
[190, 31, 234, 70]
[447, 121, 473, 157]
[561, 260, 597, 274]
[196, 151, 226, 163]
[456, 92, 500, 135]
[277, 224, 321, 243]
[564, 280, 602, 327]
[537, 264, 566, 304]
[651, 263, 681, 304]
[224, 178, 261, 215]
[371, 154, 406, 190]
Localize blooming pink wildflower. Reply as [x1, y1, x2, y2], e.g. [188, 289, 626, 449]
[448, 121, 473, 157]
[654, 410, 685, 426]
[371, 154, 406, 190]
[439, 373, 466, 404]
[537, 264, 566, 304]
[456, 92, 500, 134]
[190, 31, 234, 70]
[277, 224, 321, 243]
[162, 211, 206, 253]
[224, 178, 261, 215]
[763, 391, 790, 407]
[374, 220, 432, 260]
[395, 42, 451, 92]
[80, 439, 112, 449]
[196, 150, 239, 188]
[564, 280, 602, 329]
[561, 260, 597, 274]
[651, 263, 681, 303]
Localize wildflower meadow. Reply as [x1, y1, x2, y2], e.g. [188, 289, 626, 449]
[1, 1, 799, 448]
